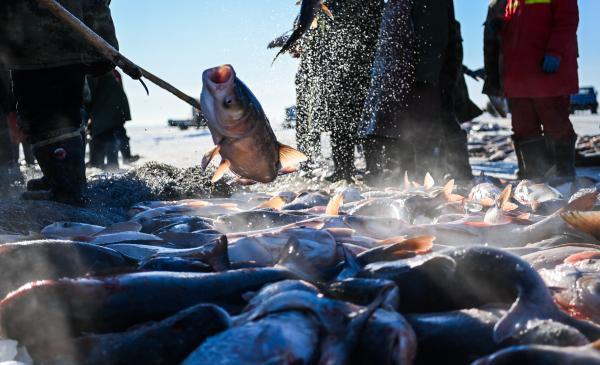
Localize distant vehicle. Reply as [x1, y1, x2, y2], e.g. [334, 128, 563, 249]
[282, 106, 297, 129]
[167, 108, 208, 130]
[570, 86, 598, 114]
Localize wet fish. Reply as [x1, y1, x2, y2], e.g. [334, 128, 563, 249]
[472, 341, 600, 365]
[200, 64, 306, 183]
[0, 268, 292, 347]
[0, 240, 132, 299]
[30, 304, 231, 365]
[182, 311, 320, 365]
[41, 222, 105, 240]
[214, 209, 313, 233]
[514, 180, 563, 210]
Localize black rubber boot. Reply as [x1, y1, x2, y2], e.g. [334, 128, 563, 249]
[444, 134, 473, 183]
[546, 137, 577, 180]
[325, 140, 355, 183]
[26, 177, 49, 191]
[513, 137, 552, 181]
[23, 134, 87, 206]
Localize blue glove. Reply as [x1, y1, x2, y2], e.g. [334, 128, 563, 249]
[542, 55, 561, 74]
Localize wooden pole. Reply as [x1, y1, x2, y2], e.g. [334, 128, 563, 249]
[36, 0, 202, 110]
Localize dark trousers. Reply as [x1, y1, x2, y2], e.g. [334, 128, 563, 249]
[509, 96, 577, 141]
[0, 114, 13, 165]
[11, 65, 85, 141]
[89, 129, 119, 169]
[114, 125, 132, 159]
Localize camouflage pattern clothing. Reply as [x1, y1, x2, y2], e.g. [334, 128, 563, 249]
[294, 0, 384, 178]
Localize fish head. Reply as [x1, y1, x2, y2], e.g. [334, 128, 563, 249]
[201, 65, 259, 139]
[40, 222, 103, 240]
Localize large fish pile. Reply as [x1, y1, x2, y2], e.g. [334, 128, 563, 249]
[1, 174, 600, 364]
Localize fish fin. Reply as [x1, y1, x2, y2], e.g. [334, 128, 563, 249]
[448, 194, 465, 203]
[502, 202, 518, 212]
[279, 143, 307, 167]
[94, 222, 143, 236]
[591, 339, 600, 351]
[442, 179, 455, 198]
[327, 228, 354, 238]
[423, 173, 434, 190]
[564, 251, 600, 264]
[377, 235, 407, 246]
[403, 171, 411, 191]
[562, 191, 600, 212]
[561, 211, 600, 240]
[494, 299, 536, 343]
[464, 221, 491, 228]
[320, 3, 333, 19]
[256, 196, 286, 210]
[236, 178, 257, 186]
[211, 159, 231, 183]
[480, 197, 495, 207]
[326, 193, 344, 216]
[278, 166, 298, 175]
[401, 235, 435, 252]
[201, 145, 221, 171]
[205, 235, 230, 272]
[496, 184, 512, 209]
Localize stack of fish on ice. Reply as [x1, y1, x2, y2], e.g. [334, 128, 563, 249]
[467, 120, 600, 167]
[0, 173, 600, 364]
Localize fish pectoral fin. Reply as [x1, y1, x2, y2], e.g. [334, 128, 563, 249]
[325, 193, 344, 216]
[278, 143, 308, 167]
[496, 184, 513, 209]
[561, 191, 600, 213]
[236, 178, 257, 186]
[278, 166, 298, 175]
[403, 171, 411, 191]
[398, 235, 435, 252]
[201, 145, 221, 171]
[211, 159, 231, 183]
[320, 3, 333, 19]
[423, 173, 435, 190]
[592, 339, 600, 351]
[256, 196, 286, 210]
[442, 179, 455, 197]
[561, 211, 600, 240]
[501, 202, 518, 212]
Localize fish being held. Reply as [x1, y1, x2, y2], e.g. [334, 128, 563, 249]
[200, 65, 306, 184]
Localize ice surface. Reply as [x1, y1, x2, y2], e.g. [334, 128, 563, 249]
[0, 340, 18, 362]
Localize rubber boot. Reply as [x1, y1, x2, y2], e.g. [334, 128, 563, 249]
[444, 134, 473, 183]
[325, 137, 355, 183]
[22, 135, 87, 206]
[513, 137, 552, 181]
[88, 138, 106, 169]
[546, 137, 577, 181]
[104, 135, 120, 170]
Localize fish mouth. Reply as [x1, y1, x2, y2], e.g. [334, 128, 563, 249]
[204, 64, 235, 86]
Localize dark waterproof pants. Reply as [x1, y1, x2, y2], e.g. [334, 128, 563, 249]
[11, 65, 85, 142]
[0, 113, 13, 166]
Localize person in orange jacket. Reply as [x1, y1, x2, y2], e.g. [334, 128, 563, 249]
[501, 0, 579, 181]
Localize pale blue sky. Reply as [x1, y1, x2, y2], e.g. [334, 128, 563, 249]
[110, 0, 600, 126]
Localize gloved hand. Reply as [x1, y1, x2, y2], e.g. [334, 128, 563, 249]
[542, 55, 561, 74]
